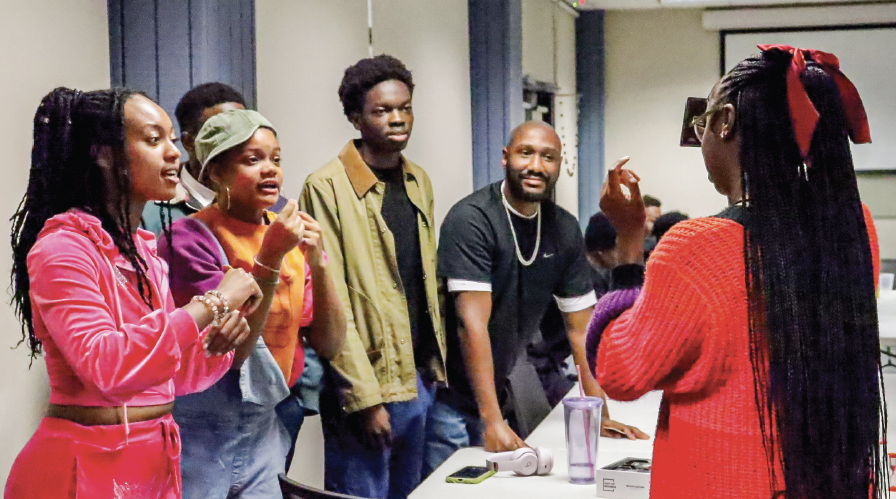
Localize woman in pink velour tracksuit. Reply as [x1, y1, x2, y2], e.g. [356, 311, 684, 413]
[4, 88, 262, 499]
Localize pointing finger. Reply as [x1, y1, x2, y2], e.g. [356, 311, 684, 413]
[613, 156, 631, 171]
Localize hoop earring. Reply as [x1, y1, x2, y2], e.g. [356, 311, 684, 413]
[218, 186, 231, 211]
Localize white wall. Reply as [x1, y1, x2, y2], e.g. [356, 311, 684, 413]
[255, 0, 473, 228]
[0, 0, 111, 489]
[522, 0, 579, 218]
[255, 0, 472, 486]
[604, 8, 725, 220]
[523, 0, 556, 85]
[603, 7, 896, 259]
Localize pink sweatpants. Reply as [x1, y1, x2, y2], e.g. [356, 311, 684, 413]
[5, 414, 182, 499]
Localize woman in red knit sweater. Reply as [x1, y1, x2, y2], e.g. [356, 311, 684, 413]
[586, 46, 886, 498]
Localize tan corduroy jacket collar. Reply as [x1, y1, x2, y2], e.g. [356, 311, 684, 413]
[339, 139, 420, 198]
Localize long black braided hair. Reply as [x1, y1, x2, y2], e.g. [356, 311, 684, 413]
[11, 87, 157, 358]
[719, 50, 886, 497]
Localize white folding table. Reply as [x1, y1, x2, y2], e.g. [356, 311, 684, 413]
[410, 389, 663, 499]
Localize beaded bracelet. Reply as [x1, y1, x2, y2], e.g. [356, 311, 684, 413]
[192, 292, 226, 326]
[206, 290, 230, 316]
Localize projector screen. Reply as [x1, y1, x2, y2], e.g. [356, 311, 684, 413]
[724, 27, 896, 171]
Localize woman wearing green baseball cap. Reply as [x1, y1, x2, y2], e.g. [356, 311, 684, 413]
[159, 109, 346, 498]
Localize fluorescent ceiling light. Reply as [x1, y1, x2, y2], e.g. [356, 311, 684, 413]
[578, 0, 875, 9]
[661, 0, 868, 5]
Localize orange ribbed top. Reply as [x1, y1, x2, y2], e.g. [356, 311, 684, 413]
[193, 205, 307, 385]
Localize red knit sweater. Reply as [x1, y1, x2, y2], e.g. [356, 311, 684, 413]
[864, 203, 881, 286]
[594, 212, 879, 499]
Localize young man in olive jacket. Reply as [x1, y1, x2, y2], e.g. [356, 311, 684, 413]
[299, 55, 446, 499]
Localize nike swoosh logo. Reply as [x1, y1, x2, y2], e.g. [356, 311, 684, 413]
[543, 253, 555, 258]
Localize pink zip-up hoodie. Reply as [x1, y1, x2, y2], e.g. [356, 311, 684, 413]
[28, 209, 233, 407]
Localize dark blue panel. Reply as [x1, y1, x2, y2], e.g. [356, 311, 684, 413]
[468, 0, 489, 188]
[484, 1, 505, 186]
[218, 0, 234, 86]
[187, 0, 194, 89]
[188, 0, 204, 85]
[111, 0, 256, 126]
[230, 0, 243, 97]
[122, 0, 158, 99]
[503, 0, 523, 179]
[156, 0, 192, 125]
[469, 0, 523, 189]
[108, 0, 125, 87]
[242, 0, 257, 109]
[576, 10, 605, 228]
[189, 0, 213, 85]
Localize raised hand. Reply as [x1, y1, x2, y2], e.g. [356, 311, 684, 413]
[296, 211, 325, 268]
[599, 156, 647, 240]
[257, 199, 305, 268]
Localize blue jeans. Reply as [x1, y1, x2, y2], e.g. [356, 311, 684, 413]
[422, 394, 485, 478]
[280, 347, 324, 472]
[321, 373, 435, 499]
[276, 390, 306, 473]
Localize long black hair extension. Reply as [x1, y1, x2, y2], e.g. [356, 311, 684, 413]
[11, 87, 157, 358]
[719, 50, 886, 497]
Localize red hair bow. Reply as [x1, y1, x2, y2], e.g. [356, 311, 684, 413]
[757, 44, 871, 161]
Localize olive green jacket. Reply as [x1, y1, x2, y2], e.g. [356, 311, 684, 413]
[299, 140, 447, 413]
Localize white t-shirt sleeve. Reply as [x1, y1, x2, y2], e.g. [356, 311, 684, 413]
[554, 290, 598, 313]
[447, 279, 492, 293]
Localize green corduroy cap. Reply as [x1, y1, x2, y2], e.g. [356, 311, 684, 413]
[195, 109, 277, 179]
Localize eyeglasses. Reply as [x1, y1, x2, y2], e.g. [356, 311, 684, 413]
[691, 105, 724, 141]
[680, 97, 705, 147]
[679, 97, 722, 147]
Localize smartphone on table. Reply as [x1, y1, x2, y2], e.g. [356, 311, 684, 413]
[445, 466, 496, 484]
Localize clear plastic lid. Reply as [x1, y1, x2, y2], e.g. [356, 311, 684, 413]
[561, 396, 605, 409]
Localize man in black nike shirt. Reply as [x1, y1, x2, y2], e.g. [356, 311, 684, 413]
[423, 121, 649, 476]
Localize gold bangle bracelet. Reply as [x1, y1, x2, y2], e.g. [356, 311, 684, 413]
[253, 257, 281, 275]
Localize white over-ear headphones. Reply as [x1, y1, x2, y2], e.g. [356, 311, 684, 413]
[485, 447, 553, 476]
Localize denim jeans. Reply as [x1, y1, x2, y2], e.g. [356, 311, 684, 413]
[175, 370, 291, 499]
[280, 347, 324, 472]
[321, 373, 435, 499]
[421, 393, 485, 478]
[276, 390, 306, 473]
